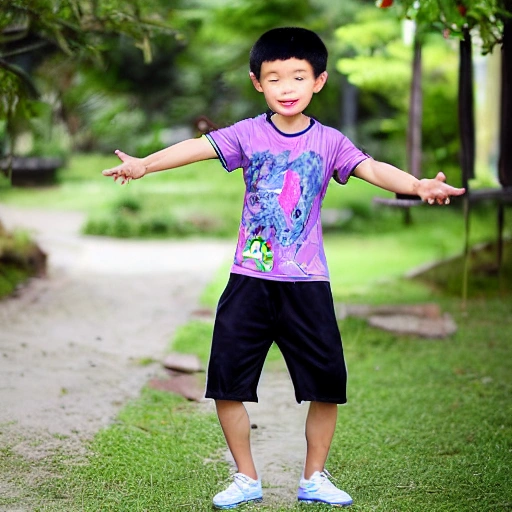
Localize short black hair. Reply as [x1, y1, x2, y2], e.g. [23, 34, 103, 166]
[249, 27, 328, 80]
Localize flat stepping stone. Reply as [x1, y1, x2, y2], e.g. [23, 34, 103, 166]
[335, 302, 457, 338]
[368, 313, 457, 338]
[148, 373, 204, 402]
[162, 352, 203, 373]
[190, 307, 215, 321]
[335, 302, 442, 320]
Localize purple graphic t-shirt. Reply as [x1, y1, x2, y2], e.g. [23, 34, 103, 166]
[205, 113, 369, 282]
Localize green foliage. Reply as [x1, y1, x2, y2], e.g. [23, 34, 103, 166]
[0, 262, 27, 298]
[71, 157, 243, 239]
[335, 8, 460, 180]
[167, 0, 373, 129]
[0, 0, 177, 162]
[0, 224, 43, 298]
[414, 240, 512, 297]
[83, 209, 222, 239]
[82, 95, 148, 154]
[336, 11, 402, 53]
[383, 0, 509, 54]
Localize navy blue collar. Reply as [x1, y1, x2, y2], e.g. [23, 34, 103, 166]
[265, 111, 315, 137]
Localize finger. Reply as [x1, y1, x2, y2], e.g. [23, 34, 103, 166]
[444, 197, 450, 205]
[435, 171, 447, 182]
[102, 164, 125, 176]
[114, 149, 130, 162]
[428, 198, 435, 205]
[447, 186, 466, 196]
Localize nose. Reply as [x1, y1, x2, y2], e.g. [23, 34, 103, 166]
[279, 79, 295, 95]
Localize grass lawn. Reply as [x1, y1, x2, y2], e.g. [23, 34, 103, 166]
[1, 153, 511, 511]
[22, 280, 511, 511]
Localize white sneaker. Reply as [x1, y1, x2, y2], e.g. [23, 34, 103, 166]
[298, 470, 353, 507]
[213, 473, 263, 509]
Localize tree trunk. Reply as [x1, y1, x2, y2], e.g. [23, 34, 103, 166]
[341, 74, 358, 141]
[499, 6, 512, 187]
[459, 27, 475, 309]
[459, 27, 475, 189]
[407, 34, 422, 179]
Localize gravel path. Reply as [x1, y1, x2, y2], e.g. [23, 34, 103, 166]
[0, 204, 308, 508]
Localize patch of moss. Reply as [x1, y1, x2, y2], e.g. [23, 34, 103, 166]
[412, 240, 512, 298]
[0, 224, 46, 299]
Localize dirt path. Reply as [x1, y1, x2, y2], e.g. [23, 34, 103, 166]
[243, 371, 308, 504]
[0, 205, 232, 502]
[0, 204, 308, 509]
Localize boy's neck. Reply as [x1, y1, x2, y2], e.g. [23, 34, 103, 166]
[270, 113, 310, 134]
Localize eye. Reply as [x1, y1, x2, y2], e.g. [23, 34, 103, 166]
[295, 77, 304, 81]
[268, 79, 279, 83]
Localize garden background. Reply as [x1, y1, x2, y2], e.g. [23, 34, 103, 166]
[0, 0, 511, 510]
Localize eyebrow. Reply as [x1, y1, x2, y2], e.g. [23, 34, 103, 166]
[264, 68, 309, 75]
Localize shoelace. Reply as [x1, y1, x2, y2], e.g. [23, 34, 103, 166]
[313, 470, 342, 493]
[234, 474, 251, 487]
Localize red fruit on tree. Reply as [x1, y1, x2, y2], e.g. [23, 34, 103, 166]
[377, 0, 393, 7]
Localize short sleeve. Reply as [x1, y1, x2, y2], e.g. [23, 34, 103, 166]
[205, 121, 248, 172]
[332, 134, 370, 185]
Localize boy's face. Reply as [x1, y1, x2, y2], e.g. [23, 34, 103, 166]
[250, 58, 327, 118]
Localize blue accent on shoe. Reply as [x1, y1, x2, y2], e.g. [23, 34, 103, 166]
[213, 473, 263, 509]
[298, 470, 353, 507]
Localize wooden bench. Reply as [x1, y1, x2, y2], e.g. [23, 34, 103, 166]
[0, 156, 64, 186]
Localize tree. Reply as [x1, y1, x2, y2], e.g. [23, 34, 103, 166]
[377, 0, 511, 303]
[0, 0, 176, 168]
[375, 0, 510, 186]
[168, 0, 375, 130]
[335, 7, 459, 179]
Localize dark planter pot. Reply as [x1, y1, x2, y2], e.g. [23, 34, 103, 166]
[0, 156, 64, 186]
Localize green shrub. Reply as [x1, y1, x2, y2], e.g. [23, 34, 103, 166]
[0, 226, 46, 299]
[0, 263, 27, 298]
[114, 196, 142, 214]
[83, 208, 224, 239]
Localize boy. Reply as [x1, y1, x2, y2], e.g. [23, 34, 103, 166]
[103, 27, 465, 508]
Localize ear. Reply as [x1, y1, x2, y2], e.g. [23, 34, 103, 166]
[313, 71, 328, 93]
[249, 72, 264, 93]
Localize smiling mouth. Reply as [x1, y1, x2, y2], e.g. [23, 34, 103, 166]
[279, 100, 298, 107]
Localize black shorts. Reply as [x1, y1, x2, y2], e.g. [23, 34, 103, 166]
[205, 273, 347, 404]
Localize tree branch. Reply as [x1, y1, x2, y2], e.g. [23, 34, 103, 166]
[0, 58, 39, 99]
[0, 40, 49, 59]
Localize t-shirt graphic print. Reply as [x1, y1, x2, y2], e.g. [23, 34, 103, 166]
[206, 114, 369, 282]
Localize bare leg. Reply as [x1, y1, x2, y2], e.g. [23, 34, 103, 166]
[303, 401, 338, 479]
[215, 400, 258, 480]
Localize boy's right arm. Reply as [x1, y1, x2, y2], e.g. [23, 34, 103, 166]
[102, 136, 217, 184]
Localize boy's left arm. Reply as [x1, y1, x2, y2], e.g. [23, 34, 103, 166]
[353, 159, 465, 205]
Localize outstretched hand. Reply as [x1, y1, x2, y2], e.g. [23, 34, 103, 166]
[417, 172, 465, 205]
[102, 150, 146, 184]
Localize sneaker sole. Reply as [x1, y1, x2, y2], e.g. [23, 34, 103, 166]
[213, 497, 263, 509]
[298, 498, 353, 507]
